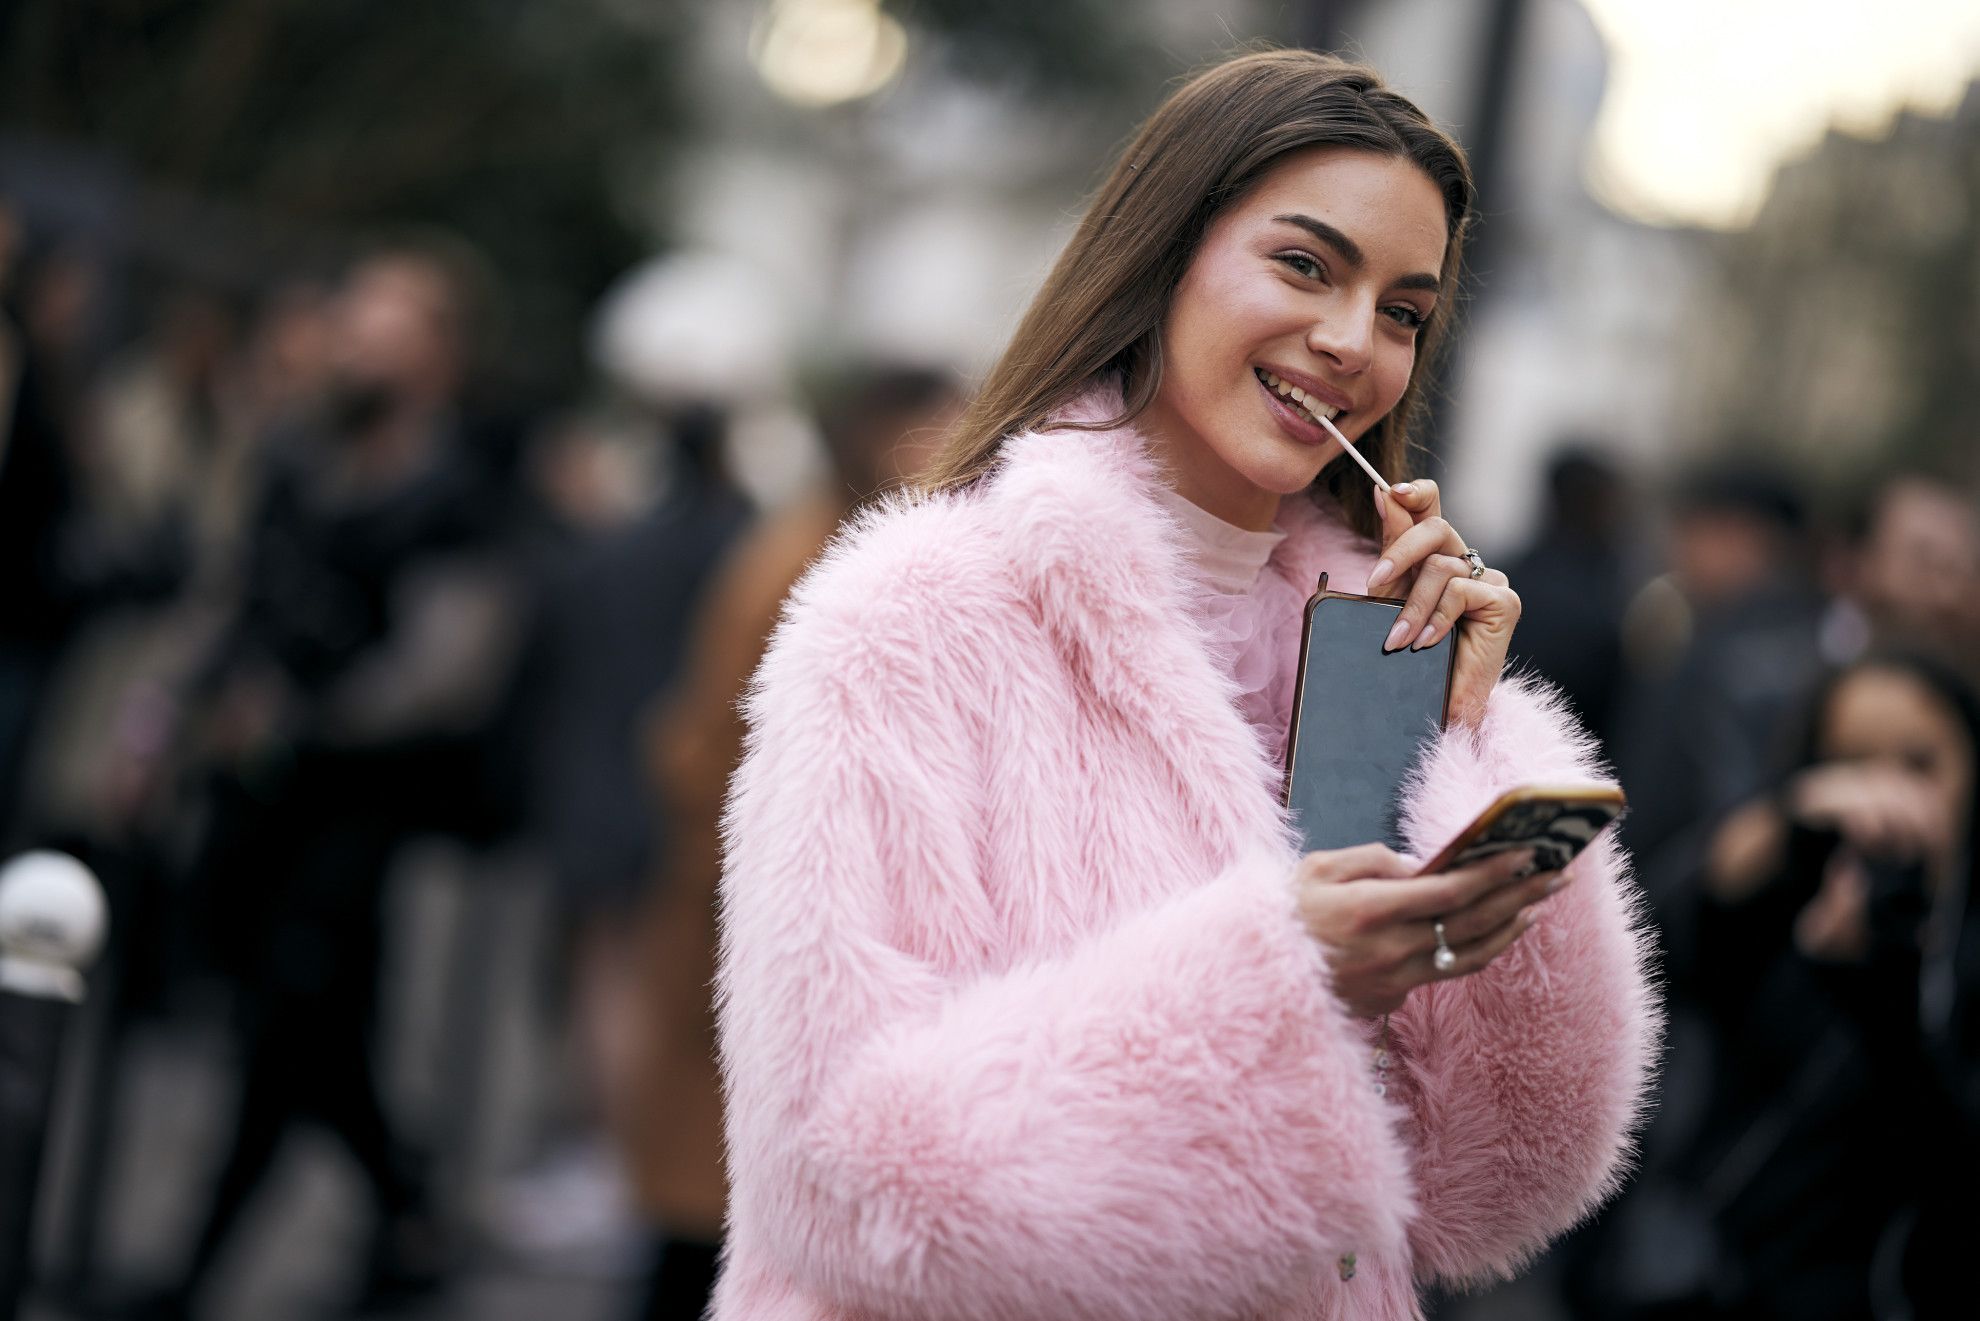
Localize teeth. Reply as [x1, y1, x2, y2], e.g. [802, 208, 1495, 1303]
[1257, 369, 1341, 424]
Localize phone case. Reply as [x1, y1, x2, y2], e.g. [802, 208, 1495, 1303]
[1281, 573, 1457, 853]
[1413, 785, 1628, 875]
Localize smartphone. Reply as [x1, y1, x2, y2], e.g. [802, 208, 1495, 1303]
[1282, 574, 1455, 853]
[1414, 785, 1628, 876]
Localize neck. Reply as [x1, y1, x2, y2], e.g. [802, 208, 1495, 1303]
[1138, 401, 1279, 532]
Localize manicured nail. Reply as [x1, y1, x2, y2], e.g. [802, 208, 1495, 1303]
[1410, 623, 1438, 650]
[1392, 482, 1413, 495]
[1367, 559, 1394, 588]
[1545, 873, 1569, 894]
[1384, 619, 1412, 652]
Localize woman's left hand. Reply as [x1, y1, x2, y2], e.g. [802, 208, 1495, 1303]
[1364, 480, 1520, 729]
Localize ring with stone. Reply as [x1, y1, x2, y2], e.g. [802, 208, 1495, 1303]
[1432, 920, 1457, 973]
[1463, 548, 1486, 580]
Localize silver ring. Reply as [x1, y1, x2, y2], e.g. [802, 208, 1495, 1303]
[1463, 548, 1486, 580]
[1432, 920, 1456, 973]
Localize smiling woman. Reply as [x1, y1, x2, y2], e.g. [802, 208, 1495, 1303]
[1141, 150, 1447, 531]
[712, 48, 1659, 1321]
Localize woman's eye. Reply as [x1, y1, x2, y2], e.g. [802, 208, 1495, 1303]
[1275, 252, 1324, 280]
[1382, 304, 1428, 331]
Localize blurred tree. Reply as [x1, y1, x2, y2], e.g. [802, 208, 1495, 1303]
[892, 0, 1296, 113]
[0, 0, 692, 392]
[891, 0, 1150, 94]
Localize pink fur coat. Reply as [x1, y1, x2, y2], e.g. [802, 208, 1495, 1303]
[711, 407, 1661, 1321]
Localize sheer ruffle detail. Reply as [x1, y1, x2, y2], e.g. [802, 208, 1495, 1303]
[1191, 561, 1309, 764]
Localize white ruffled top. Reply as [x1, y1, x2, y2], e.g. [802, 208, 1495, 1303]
[1149, 484, 1311, 761]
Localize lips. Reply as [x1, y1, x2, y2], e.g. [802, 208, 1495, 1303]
[1251, 366, 1346, 439]
[1254, 368, 1348, 428]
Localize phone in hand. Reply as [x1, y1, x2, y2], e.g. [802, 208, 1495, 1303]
[1415, 785, 1627, 876]
[1282, 574, 1455, 853]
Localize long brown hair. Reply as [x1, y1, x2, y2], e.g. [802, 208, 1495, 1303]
[918, 49, 1474, 540]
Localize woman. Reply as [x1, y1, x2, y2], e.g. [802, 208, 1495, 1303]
[628, 366, 961, 1318]
[1656, 652, 1979, 1319]
[714, 50, 1658, 1320]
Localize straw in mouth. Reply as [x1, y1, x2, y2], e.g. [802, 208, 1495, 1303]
[1314, 412, 1391, 491]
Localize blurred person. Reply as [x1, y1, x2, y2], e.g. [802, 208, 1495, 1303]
[150, 236, 527, 1316]
[712, 51, 1656, 1321]
[189, 279, 335, 578]
[1586, 652, 1979, 1320]
[24, 289, 236, 843]
[16, 282, 332, 891]
[0, 197, 18, 425]
[497, 400, 748, 1274]
[1846, 474, 1980, 677]
[1614, 461, 1829, 901]
[485, 249, 802, 1280]
[627, 364, 960, 1319]
[86, 287, 234, 529]
[0, 244, 111, 846]
[1504, 445, 1638, 742]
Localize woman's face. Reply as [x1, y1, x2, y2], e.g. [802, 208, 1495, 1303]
[1821, 666, 1976, 862]
[1142, 146, 1449, 530]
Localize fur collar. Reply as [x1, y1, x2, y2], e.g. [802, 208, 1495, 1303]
[974, 392, 1385, 859]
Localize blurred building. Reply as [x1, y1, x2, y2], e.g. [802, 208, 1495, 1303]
[1358, 0, 1711, 549]
[1672, 79, 1980, 486]
[663, 2, 1275, 378]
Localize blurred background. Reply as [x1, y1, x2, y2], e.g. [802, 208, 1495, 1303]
[1, 1, 1977, 1318]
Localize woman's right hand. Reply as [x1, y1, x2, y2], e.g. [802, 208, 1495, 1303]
[1786, 762, 1953, 863]
[1291, 844, 1561, 1017]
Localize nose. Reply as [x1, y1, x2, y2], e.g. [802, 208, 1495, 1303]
[1305, 300, 1375, 376]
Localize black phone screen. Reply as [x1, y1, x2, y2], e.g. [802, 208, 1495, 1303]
[1283, 594, 1454, 853]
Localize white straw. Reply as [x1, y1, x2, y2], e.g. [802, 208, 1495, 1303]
[1315, 412, 1391, 490]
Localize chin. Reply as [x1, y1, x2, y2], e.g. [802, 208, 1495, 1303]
[1229, 438, 1329, 498]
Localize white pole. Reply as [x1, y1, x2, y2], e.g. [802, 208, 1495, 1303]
[0, 851, 108, 1320]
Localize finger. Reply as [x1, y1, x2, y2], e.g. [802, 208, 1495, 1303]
[1380, 849, 1537, 922]
[1387, 479, 1442, 518]
[1367, 517, 1464, 592]
[1412, 578, 1522, 652]
[1430, 867, 1562, 947]
[1384, 554, 1468, 651]
[1297, 842, 1415, 886]
[1372, 486, 1416, 553]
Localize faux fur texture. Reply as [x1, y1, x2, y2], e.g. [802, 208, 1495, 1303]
[712, 406, 1662, 1321]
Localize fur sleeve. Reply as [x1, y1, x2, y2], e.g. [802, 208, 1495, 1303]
[715, 590, 1415, 1321]
[1387, 673, 1663, 1287]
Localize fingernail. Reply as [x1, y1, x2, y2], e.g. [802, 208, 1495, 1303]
[1384, 619, 1412, 652]
[1410, 623, 1437, 650]
[1367, 558, 1393, 587]
[1546, 873, 1569, 894]
[1392, 482, 1413, 495]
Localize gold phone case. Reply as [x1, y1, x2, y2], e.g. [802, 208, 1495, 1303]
[1414, 784, 1629, 876]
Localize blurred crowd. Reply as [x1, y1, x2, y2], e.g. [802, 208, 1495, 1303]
[0, 197, 959, 1319]
[1506, 446, 1980, 1320]
[2, 190, 1977, 1321]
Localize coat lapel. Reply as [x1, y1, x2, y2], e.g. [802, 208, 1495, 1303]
[987, 397, 1385, 865]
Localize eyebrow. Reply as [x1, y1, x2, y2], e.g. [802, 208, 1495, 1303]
[1272, 213, 1442, 292]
